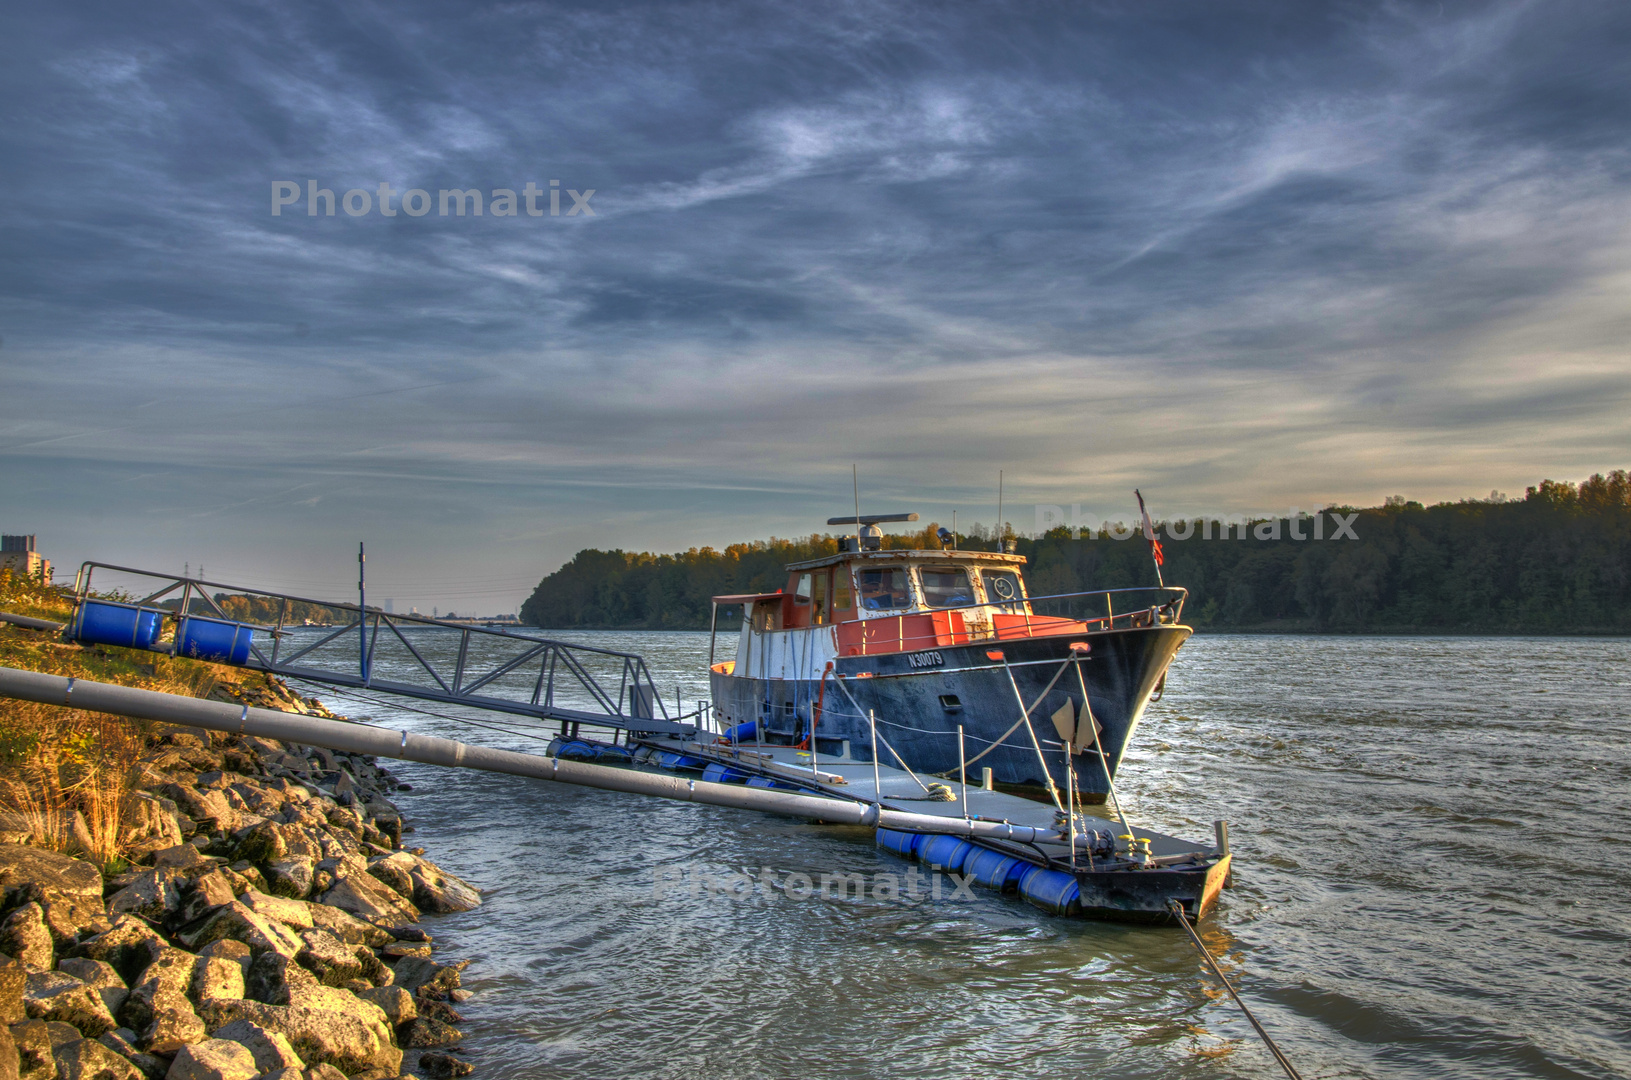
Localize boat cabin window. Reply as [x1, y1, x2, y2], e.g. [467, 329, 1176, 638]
[856, 567, 911, 610]
[792, 574, 812, 605]
[919, 566, 975, 608]
[811, 571, 830, 625]
[834, 570, 853, 613]
[981, 569, 1024, 606]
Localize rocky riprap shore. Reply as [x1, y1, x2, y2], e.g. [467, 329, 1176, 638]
[0, 678, 483, 1080]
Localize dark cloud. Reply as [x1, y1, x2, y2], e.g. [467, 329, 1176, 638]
[2, 0, 1629, 607]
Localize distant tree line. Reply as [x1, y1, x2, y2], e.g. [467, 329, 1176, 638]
[157, 594, 356, 624]
[519, 471, 1631, 634]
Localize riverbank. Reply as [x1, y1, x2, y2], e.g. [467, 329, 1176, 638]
[0, 573, 485, 1080]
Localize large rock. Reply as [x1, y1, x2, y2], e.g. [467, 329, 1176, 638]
[292, 934, 358, 990]
[105, 872, 187, 925]
[233, 895, 309, 933]
[192, 943, 249, 981]
[350, 987, 412, 1027]
[10, 1020, 54, 1080]
[0, 1022, 15, 1080]
[403, 860, 479, 915]
[65, 918, 166, 986]
[418, 1051, 473, 1078]
[260, 861, 312, 903]
[148, 847, 208, 874]
[399, 1017, 460, 1049]
[388, 958, 466, 998]
[54, 961, 126, 1020]
[228, 825, 284, 868]
[0, 956, 25, 1026]
[155, 788, 235, 837]
[313, 874, 415, 928]
[0, 846, 105, 945]
[163, 1039, 257, 1080]
[23, 972, 116, 1036]
[94, 1031, 164, 1080]
[169, 872, 236, 931]
[188, 957, 242, 1008]
[124, 795, 184, 853]
[204, 955, 399, 1074]
[205, 1020, 302, 1073]
[197, 994, 399, 1076]
[51, 1037, 142, 1080]
[301, 907, 386, 949]
[362, 860, 411, 901]
[120, 949, 204, 1054]
[0, 908, 51, 974]
[178, 904, 300, 960]
[350, 949, 389, 989]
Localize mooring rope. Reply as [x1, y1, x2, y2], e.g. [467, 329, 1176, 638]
[1168, 901, 1305, 1080]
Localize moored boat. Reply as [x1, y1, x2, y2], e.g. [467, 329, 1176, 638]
[708, 513, 1190, 798]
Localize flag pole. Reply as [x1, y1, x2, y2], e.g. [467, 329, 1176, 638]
[1135, 489, 1165, 588]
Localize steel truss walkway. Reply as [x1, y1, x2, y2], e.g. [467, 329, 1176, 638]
[69, 560, 694, 737]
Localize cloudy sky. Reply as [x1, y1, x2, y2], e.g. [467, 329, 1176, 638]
[2, 1, 1628, 613]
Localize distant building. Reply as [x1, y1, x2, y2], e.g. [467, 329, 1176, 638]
[0, 535, 51, 584]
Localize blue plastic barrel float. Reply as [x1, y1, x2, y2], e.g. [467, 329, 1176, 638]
[175, 616, 255, 665]
[71, 601, 166, 650]
[917, 834, 975, 873]
[875, 828, 922, 859]
[593, 744, 634, 763]
[702, 763, 750, 783]
[964, 847, 1028, 893]
[1017, 865, 1082, 916]
[550, 740, 598, 761]
[724, 721, 758, 742]
[652, 751, 706, 771]
[745, 776, 797, 791]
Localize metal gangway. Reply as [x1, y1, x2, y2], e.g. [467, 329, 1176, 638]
[67, 557, 695, 738]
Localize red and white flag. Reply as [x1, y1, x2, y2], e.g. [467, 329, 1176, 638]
[1135, 489, 1164, 566]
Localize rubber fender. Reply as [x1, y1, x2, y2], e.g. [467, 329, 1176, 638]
[964, 847, 1027, 893]
[918, 834, 974, 873]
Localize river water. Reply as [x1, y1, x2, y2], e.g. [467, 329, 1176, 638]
[286, 630, 1631, 1080]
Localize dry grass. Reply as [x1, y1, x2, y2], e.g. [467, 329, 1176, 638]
[0, 568, 249, 868]
[0, 701, 144, 867]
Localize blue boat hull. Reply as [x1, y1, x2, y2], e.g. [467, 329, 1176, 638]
[710, 624, 1188, 793]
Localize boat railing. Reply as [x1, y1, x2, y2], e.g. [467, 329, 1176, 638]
[841, 585, 1188, 655]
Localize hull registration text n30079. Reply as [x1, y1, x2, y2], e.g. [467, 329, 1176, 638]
[908, 651, 944, 668]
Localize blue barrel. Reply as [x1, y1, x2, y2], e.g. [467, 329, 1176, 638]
[918, 835, 974, 873]
[594, 744, 634, 763]
[875, 828, 921, 859]
[653, 751, 705, 771]
[1018, 866, 1082, 915]
[175, 616, 254, 665]
[702, 763, 749, 783]
[551, 740, 597, 761]
[725, 721, 758, 742]
[745, 776, 797, 791]
[964, 848, 1027, 892]
[72, 601, 165, 650]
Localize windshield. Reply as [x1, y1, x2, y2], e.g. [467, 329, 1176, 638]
[856, 567, 911, 610]
[919, 567, 975, 608]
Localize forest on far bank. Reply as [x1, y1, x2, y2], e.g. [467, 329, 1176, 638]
[519, 470, 1631, 634]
